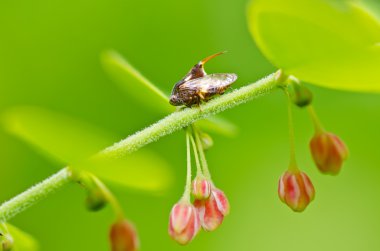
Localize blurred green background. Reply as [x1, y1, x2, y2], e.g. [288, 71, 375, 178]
[1, 0, 380, 250]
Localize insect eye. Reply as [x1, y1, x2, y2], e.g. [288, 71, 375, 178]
[169, 95, 179, 105]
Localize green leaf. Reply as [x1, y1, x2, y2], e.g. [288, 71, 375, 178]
[247, 0, 380, 92]
[101, 50, 173, 113]
[4, 224, 39, 251]
[2, 106, 115, 164]
[362, 0, 380, 22]
[77, 151, 172, 193]
[101, 50, 239, 136]
[196, 116, 238, 137]
[2, 106, 172, 192]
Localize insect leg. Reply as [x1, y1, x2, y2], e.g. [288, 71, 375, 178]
[198, 92, 206, 100]
[193, 96, 203, 112]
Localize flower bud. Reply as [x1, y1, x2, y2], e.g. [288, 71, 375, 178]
[199, 132, 213, 150]
[192, 176, 211, 200]
[109, 220, 139, 251]
[310, 132, 348, 175]
[278, 170, 315, 212]
[168, 202, 200, 245]
[1, 233, 13, 251]
[287, 77, 313, 107]
[77, 172, 108, 211]
[85, 189, 107, 211]
[194, 187, 230, 231]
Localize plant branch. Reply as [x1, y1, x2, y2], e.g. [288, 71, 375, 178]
[0, 72, 278, 221]
[96, 73, 277, 159]
[0, 168, 73, 221]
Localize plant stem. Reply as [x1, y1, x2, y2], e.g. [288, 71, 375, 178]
[181, 130, 192, 203]
[189, 133, 202, 177]
[90, 174, 125, 221]
[192, 126, 212, 180]
[0, 168, 73, 221]
[307, 105, 324, 134]
[285, 91, 298, 172]
[0, 72, 278, 221]
[95, 73, 277, 159]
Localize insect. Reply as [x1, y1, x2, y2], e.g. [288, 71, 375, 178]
[169, 51, 237, 107]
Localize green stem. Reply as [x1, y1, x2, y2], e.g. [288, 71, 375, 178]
[90, 174, 124, 220]
[0, 168, 73, 221]
[0, 72, 278, 221]
[95, 73, 277, 158]
[181, 131, 192, 203]
[307, 105, 324, 134]
[192, 126, 212, 180]
[285, 91, 298, 172]
[189, 132, 202, 177]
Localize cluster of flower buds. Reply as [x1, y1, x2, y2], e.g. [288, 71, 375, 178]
[169, 178, 230, 245]
[275, 70, 348, 212]
[193, 182, 230, 232]
[110, 220, 139, 251]
[168, 129, 230, 245]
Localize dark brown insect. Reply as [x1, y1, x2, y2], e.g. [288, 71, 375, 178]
[169, 52, 237, 107]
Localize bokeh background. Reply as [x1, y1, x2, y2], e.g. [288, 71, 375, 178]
[1, 0, 380, 250]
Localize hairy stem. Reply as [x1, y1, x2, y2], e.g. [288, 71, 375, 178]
[0, 168, 73, 221]
[96, 73, 277, 158]
[181, 131, 192, 203]
[0, 72, 278, 221]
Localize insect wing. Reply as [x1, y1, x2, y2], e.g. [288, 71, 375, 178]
[178, 73, 237, 93]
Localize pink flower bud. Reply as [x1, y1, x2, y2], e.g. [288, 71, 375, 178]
[310, 132, 348, 175]
[109, 220, 139, 251]
[192, 176, 211, 200]
[278, 170, 315, 212]
[194, 187, 230, 231]
[168, 202, 200, 245]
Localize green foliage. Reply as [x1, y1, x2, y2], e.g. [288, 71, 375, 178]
[2, 107, 172, 192]
[83, 152, 172, 193]
[101, 50, 172, 113]
[3, 107, 114, 164]
[196, 117, 238, 137]
[247, 0, 380, 92]
[1, 0, 380, 250]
